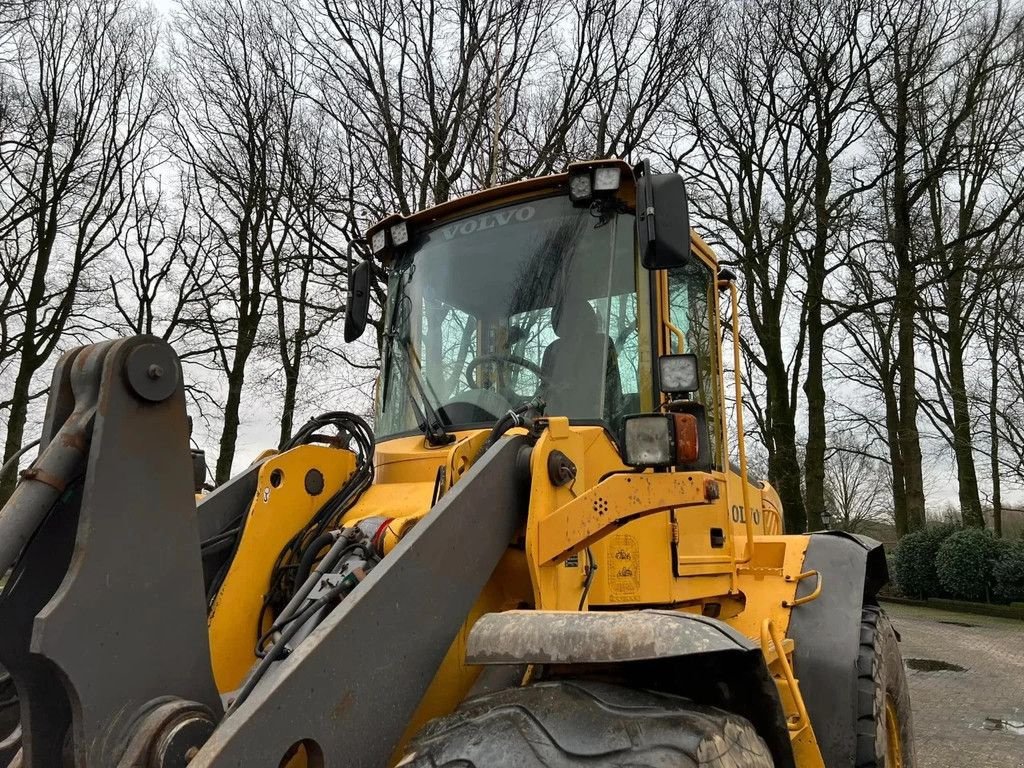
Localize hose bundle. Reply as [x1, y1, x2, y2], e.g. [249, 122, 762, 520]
[257, 412, 375, 641]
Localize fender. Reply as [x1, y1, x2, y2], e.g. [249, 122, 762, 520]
[467, 609, 796, 768]
[787, 532, 889, 768]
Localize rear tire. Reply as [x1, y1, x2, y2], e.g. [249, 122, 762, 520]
[856, 606, 915, 767]
[397, 679, 774, 767]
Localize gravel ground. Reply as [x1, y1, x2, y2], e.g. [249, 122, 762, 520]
[882, 600, 1024, 768]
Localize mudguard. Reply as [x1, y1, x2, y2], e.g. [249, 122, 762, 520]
[787, 531, 889, 768]
[467, 609, 796, 768]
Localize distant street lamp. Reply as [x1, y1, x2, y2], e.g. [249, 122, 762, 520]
[821, 510, 835, 530]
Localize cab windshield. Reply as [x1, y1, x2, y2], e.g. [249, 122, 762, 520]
[376, 194, 639, 439]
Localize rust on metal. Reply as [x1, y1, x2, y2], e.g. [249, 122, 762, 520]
[16, 468, 67, 493]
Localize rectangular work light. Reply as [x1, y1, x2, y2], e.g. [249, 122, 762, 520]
[622, 413, 700, 469]
[593, 166, 622, 191]
[658, 353, 699, 394]
[568, 164, 623, 205]
[370, 229, 387, 254]
[390, 221, 409, 246]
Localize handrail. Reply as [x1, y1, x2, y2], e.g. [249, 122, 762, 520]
[760, 618, 810, 732]
[728, 282, 755, 561]
[783, 570, 822, 608]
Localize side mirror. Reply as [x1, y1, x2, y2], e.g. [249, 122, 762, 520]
[635, 160, 692, 269]
[344, 260, 372, 342]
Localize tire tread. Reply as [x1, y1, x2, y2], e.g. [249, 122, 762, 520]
[854, 605, 915, 767]
[399, 679, 774, 768]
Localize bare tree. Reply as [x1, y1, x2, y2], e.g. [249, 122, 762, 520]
[0, 0, 161, 500]
[918, 8, 1024, 527]
[294, 0, 547, 217]
[824, 429, 894, 534]
[980, 266, 1024, 533]
[864, 0, 1024, 530]
[671, 0, 816, 531]
[169, 0, 304, 482]
[102, 173, 225, 418]
[775, 0, 886, 532]
[267, 108, 355, 445]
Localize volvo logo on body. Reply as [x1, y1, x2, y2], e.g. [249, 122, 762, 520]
[442, 205, 536, 240]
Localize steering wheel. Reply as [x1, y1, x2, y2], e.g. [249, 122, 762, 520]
[465, 353, 548, 390]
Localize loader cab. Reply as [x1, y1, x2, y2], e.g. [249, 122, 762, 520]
[356, 160, 720, 463]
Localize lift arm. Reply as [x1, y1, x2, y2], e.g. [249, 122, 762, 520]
[0, 337, 532, 768]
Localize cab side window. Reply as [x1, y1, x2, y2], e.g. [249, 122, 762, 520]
[666, 262, 719, 462]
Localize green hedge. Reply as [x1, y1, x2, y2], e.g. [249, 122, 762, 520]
[935, 528, 998, 601]
[891, 523, 1024, 604]
[892, 524, 961, 598]
[993, 541, 1024, 603]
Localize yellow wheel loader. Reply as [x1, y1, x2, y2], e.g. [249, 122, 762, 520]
[0, 159, 914, 768]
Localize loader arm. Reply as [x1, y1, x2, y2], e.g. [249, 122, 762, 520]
[0, 338, 221, 767]
[0, 338, 532, 768]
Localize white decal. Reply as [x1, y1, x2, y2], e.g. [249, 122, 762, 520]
[442, 205, 536, 240]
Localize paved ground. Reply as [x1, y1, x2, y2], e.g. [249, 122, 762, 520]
[883, 601, 1024, 767]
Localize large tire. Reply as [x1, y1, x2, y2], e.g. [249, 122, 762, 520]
[397, 679, 774, 768]
[856, 606, 915, 767]
[0, 667, 18, 768]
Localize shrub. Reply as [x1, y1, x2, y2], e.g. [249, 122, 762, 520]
[992, 541, 1024, 603]
[892, 523, 961, 598]
[935, 528, 998, 601]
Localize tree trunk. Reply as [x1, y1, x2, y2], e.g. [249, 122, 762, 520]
[883, 375, 909, 536]
[989, 291, 1002, 537]
[216, 366, 245, 486]
[946, 309, 984, 527]
[0, 357, 35, 503]
[765, 358, 806, 532]
[215, 329, 256, 485]
[279, 362, 299, 449]
[802, 147, 831, 532]
[890, 102, 926, 532]
[895, 284, 926, 532]
[803, 320, 826, 532]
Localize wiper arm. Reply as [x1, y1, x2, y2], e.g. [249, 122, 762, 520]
[399, 338, 454, 447]
[383, 264, 452, 446]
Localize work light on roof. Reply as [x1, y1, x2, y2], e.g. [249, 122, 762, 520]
[593, 167, 622, 192]
[390, 221, 409, 246]
[371, 229, 387, 254]
[569, 172, 592, 203]
[569, 165, 622, 206]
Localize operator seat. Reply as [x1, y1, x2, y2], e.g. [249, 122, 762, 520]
[540, 299, 622, 422]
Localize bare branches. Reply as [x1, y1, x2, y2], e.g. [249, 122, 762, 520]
[0, 0, 161, 498]
[0, 0, 1022, 527]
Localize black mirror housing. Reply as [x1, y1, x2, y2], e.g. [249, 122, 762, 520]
[344, 260, 372, 342]
[636, 161, 692, 270]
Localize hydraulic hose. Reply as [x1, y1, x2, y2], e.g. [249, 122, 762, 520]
[0, 440, 40, 478]
[293, 531, 337, 591]
[0, 422, 92, 576]
[230, 577, 352, 714]
[474, 400, 542, 461]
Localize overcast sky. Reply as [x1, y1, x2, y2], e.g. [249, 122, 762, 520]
[135, 0, 1019, 516]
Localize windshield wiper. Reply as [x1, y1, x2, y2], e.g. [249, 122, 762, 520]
[399, 337, 454, 447]
[383, 263, 453, 446]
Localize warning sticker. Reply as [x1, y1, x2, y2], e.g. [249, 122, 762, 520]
[607, 533, 640, 600]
